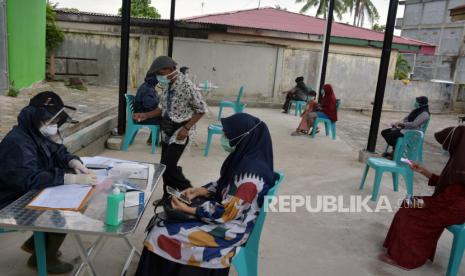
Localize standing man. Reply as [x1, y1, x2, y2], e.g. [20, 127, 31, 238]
[133, 56, 207, 198]
[281, 76, 311, 113]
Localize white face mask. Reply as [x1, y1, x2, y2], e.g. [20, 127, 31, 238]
[441, 127, 457, 157]
[40, 124, 58, 137]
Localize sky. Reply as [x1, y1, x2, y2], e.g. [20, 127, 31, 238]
[53, 0, 405, 30]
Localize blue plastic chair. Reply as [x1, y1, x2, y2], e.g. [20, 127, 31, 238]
[445, 223, 465, 276]
[384, 116, 431, 163]
[288, 100, 306, 116]
[204, 124, 223, 157]
[232, 171, 285, 276]
[417, 116, 431, 163]
[122, 94, 160, 154]
[0, 230, 47, 276]
[311, 99, 341, 140]
[217, 86, 246, 120]
[359, 130, 423, 201]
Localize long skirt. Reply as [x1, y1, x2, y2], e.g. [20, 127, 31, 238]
[135, 248, 231, 276]
[383, 185, 465, 269]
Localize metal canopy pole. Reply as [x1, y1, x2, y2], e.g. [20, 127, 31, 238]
[366, 0, 399, 152]
[316, 0, 334, 100]
[117, 0, 131, 135]
[168, 0, 176, 57]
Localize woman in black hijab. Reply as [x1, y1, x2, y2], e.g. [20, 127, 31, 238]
[135, 113, 274, 276]
[0, 91, 93, 274]
[381, 96, 431, 158]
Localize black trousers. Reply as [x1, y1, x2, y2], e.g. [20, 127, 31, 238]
[381, 128, 404, 149]
[282, 93, 305, 111]
[160, 141, 192, 197]
[135, 248, 230, 276]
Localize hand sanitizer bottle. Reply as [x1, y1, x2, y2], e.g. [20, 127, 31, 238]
[106, 187, 124, 226]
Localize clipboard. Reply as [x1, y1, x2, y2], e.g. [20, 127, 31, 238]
[26, 184, 95, 212]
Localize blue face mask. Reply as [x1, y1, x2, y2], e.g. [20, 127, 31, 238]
[220, 121, 263, 153]
[156, 71, 177, 87]
[221, 135, 235, 153]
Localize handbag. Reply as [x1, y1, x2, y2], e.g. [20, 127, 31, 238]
[145, 196, 209, 233]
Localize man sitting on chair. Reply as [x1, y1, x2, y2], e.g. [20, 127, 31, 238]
[281, 76, 310, 113]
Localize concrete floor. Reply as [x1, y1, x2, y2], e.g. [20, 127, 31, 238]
[0, 106, 463, 276]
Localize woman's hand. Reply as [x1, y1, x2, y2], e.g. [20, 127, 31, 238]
[181, 187, 210, 201]
[171, 197, 196, 215]
[182, 188, 198, 201]
[68, 159, 90, 174]
[410, 162, 433, 179]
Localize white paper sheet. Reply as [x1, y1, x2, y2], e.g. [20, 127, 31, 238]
[108, 163, 149, 180]
[28, 184, 93, 210]
[81, 156, 138, 168]
[89, 169, 108, 184]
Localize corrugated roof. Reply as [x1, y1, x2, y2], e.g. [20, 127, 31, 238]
[187, 7, 434, 47]
[451, 4, 465, 11]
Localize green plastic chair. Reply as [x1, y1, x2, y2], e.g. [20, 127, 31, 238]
[288, 100, 306, 116]
[0, 230, 47, 276]
[359, 130, 423, 201]
[311, 99, 341, 140]
[232, 171, 285, 276]
[217, 86, 246, 120]
[122, 94, 160, 154]
[384, 116, 431, 163]
[204, 124, 223, 157]
[287, 86, 315, 117]
[445, 223, 465, 276]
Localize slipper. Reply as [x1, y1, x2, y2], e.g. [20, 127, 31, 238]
[291, 131, 304, 136]
[378, 253, 411, 271]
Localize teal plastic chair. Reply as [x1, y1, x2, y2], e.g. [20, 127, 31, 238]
[384, 116, 431, 163]
[311, 99, 341, 140]
[0, 230, 47, 276]
[217, 86, 246, 120]
[204, 124, 223, 157]
[359, 130, 423, 201]
[232, 171, 284, 276]
[445, 223, 465, 276]
[288, 100, 306, 116]
[122, 94, 160, 154]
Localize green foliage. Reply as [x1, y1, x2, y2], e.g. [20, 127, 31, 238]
[57, 8, 80, 12]
[394, 55, 412, 80]
[347, 0, 379, 27]
[7, 81, 19, 97]
[295, 0, 348, 20]
[372, 23, 385, 32]
[118, 0, 161, 19]
[46, 3, 64, 54]
[295, 0, 379, 25]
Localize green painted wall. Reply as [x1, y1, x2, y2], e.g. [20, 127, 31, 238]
[6, 0, 46, 89]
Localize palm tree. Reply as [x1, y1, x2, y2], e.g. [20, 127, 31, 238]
[347, 0, 379, 27]
[295, 0, 348, 20]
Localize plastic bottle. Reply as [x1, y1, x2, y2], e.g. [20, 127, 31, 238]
[106, 187, 124, 226]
